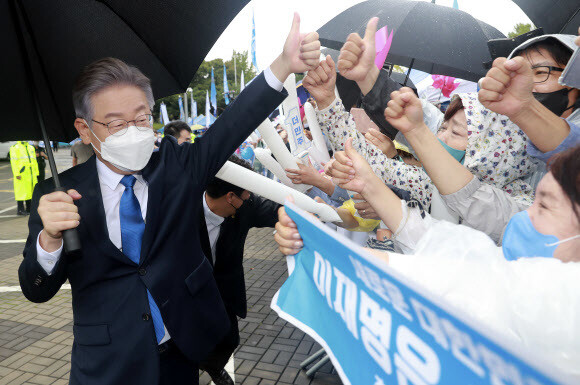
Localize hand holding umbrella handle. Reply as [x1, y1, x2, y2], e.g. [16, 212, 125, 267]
[54, 187, 82, 254]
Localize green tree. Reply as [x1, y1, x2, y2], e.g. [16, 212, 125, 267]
[508, 23, 533, 38]
[153, 50, 257, 123]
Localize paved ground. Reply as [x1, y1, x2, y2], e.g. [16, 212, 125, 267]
[0, 152, 341, 384]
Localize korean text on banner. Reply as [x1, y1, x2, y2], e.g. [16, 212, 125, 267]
[271, 202, 567, 385]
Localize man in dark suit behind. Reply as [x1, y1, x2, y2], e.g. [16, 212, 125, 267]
[192, 155, 280, 384]
[18, 14, 320, 385]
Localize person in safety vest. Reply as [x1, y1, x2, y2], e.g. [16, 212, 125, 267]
[9, 141, 39, 215]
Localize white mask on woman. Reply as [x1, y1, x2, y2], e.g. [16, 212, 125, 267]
[89, 124, 155, 172]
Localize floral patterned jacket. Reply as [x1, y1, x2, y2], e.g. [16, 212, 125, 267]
[316, 93, 536, 211]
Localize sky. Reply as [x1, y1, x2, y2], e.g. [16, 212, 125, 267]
[205, 0, 533, 71]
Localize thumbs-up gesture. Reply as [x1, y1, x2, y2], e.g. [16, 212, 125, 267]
[302, 55, 337, 109]
[271, 13, 321, 81]
[337, 17, 378, 83]
[332, 138, 377, 196]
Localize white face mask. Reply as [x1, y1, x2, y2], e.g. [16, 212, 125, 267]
[89, 124, 155, 172]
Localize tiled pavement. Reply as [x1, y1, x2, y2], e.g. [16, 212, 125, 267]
[1, 216, 341, 384]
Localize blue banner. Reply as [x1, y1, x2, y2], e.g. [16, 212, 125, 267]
[272, 202, 565, 385]
[205, 90, 211, 128]
[210, 67, 217, 113]
[251, 11, 258, 71]
[191, 93, 197, 119]
[178, 96, 185, 121]
[224, 64, 230, 105]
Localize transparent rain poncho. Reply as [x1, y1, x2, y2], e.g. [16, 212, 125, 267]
[388, 218, 580, 380]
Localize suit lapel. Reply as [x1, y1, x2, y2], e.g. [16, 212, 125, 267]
[73, 158, 128, 264]
[139, 160, 163, 264]
[198, 209, 213, 266]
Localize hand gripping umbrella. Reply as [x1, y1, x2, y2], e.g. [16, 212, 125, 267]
[317, 0, 505, 83]
[1, 0, 249, 253]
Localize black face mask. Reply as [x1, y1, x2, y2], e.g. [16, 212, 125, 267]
[533, 88, 573, 116]
[228, 193, 253, 217]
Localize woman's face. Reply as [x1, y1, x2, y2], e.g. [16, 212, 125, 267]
[528, 172, 580, 262]
[436, 108, 468, 151]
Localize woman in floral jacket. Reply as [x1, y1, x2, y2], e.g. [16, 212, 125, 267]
[304, 57, 537, 213]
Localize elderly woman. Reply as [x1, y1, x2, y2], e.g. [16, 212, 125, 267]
[274, 140, 580, 379]
[304, 56, 536, 213]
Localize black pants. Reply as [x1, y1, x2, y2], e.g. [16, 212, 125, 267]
[17, 200, 31, 213]
[200, 308, 239, 373]
[38, 166, 45, 182]
[158, 340, 198, 385]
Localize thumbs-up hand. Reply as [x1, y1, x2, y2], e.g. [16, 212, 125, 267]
[332, 138, 377, 196]
[337, 17, 378, 84]
[272, 13, 321, 81]
[303, 55, 337, 109]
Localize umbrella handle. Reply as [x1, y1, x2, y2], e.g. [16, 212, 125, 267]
[62, 228, 82, 255]
[54, 187, 82, 254]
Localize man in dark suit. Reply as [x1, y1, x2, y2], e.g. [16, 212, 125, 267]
[18, 14, 321, 385]
[193, 155, 279, 385]
[163, 121, 192, 145]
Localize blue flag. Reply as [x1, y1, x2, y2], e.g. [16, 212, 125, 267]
[453, 0, 459, 9]
[205, 90, 211, 128]
[272, 202, 564, 385]
[251, 10, 258, 71]
[178, 95, 185, 121]
[223, 64, 230, 105]
[210, 67, 217, 113]
[191, 93, 197, 119]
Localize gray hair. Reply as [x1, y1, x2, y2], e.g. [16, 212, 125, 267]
[72, 57, 155, 122]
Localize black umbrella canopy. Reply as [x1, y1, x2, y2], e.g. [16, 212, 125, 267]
[512, 0, 579, 35]
[317, 0, 505, 83]
[1, 0, 249, 142]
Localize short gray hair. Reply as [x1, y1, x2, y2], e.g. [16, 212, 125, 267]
[72, 57, 155, 121]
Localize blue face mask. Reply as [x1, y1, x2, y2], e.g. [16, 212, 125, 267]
[502, 210, 580, 261]
[438, 139, 465, 164]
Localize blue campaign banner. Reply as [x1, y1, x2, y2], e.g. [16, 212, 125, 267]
[271, 202, 567, 385]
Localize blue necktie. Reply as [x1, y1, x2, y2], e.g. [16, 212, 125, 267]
[119, 175, 165, 343]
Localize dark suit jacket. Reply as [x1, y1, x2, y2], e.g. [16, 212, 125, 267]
[18, 73, 286, 385]
[199, 196, 280, 319]
[360, 70, 403, 139]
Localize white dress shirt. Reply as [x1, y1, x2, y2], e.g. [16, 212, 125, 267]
[36, 157, 148, 271]
[35, 66, 283, 345]
[202, 193, 225, 263]
[37, 158, 173, 342]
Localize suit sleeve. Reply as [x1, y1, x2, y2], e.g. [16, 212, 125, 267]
[249, 197, 281, 228]
[18, 182, 68, 303]
[171, 72, 288, 189]
[360, 70, 403, 139]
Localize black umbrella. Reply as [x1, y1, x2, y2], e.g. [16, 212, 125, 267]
[317, 0, 505, 83]
[2, 0, 249, 252]
[322, 47, 416, 110]
[512, 0, 579, 35]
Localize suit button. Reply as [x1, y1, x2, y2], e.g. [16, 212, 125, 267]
[138, 268, 146, 276]
[142, 313, 151, 321]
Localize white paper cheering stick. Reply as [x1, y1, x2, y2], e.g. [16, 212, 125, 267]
[256, 119, 310, 193]
[282, 74, 310, 162]
[254, 148, 295, 188]
[304, 102, 330, 163]
[216, 161, 341, 223]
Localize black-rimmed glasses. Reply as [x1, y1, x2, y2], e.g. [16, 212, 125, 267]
[531, 65, 564, 84]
